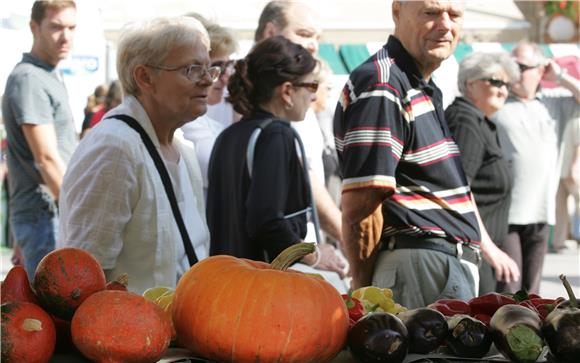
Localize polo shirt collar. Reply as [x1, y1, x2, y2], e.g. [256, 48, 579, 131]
[385, 36, 442, 99]
[22, 52, 56, 72]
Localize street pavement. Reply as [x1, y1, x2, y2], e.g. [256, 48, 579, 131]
[1, 241, 578, 298]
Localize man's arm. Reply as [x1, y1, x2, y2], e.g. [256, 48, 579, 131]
[341, 188, 387, 288]
[544, 60, 580, 103]
[470, 193, 520, 283]
[310, 171, 342, 242]
[22, 123, 66, 200]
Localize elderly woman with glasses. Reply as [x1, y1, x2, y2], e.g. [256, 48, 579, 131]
[445, 51, 520, 295]
[59, 17, 215, 294]
[207, 36, 347, 275]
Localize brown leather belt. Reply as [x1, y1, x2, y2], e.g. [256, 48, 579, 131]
[380, 235, 482, 267]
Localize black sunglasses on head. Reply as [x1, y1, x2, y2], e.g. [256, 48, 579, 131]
[480, 78, 511, 89]
[517, 62, 540, 72]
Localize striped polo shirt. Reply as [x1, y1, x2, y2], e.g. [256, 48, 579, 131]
[334, 36, 481, 247]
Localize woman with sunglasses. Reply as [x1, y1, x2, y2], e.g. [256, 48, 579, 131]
[206, 35, 344, 271]
[445, 51, 520, 295]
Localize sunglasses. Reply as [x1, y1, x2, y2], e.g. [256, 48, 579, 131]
[210, 60, 235, 77]
[292, 81, 319, 93]
[480, 78, 510, 89]
[517, 62, 540, 72]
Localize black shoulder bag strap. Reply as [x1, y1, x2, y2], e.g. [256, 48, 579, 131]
[106, 114, 198, 266]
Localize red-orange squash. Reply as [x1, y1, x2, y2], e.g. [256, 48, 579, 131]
[1, 301, 56, 363]
[1, 265, 39, 305]
[71, 290, 172, 363]
[172, 243, 349, 363]
[33, 247, 107, 320]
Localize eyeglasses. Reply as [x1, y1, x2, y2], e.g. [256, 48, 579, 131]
[517, 62, 540, 73]
[148, 63, 221, 83]
[480, 78, 510, 89]
[292, 81, 319, 93]
[211, 60, 235, 77]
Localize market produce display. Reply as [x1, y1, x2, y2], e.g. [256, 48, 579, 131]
[1, 244, 579, 363]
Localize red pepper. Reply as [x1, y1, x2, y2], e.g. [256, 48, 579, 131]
[427, 299, 471, 317]
[472, 313, 491, 327]
[528, 298, 557, 320]
[468, 292, 516, 316]
[518, 300, 541, 318]
[342, 293, 365, 326]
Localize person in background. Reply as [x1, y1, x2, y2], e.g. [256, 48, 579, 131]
[555, 117, 580, 251]
[445, 51, 520, 294]
[80, 83, 107, 138]
[207, 36, 346, 280]
[181, 13, 238, 198]
[88, 80, 122, 128]
[492, 42, 580, 294]
[2, 0, 78, 281]
[335, 0, 519, 308]
[255, 1, 346, 273]
[59, 16, 213, 294]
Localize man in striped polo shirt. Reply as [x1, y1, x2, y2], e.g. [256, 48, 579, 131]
[335, 0, 519, 308]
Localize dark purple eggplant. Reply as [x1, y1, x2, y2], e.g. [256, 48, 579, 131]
[543, 274, 580, 362]
[397, 307, 447, 354]
[347, 312, 408, 363]
[490, 304, 544, 363]
[445, 314, 492, 358]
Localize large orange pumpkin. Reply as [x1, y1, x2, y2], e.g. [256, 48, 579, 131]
[172, 243, 349, 363]
[33, 247, 107, 320]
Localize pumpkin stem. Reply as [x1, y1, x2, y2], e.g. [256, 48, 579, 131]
[22, 318, 43, 332]
[271, 243, 317, 271]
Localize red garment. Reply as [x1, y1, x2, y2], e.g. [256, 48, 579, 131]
[89, 107, 107, 128]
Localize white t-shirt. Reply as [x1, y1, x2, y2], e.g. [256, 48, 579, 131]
[59, 95, 209, 294]
[181, 114, 226, 196]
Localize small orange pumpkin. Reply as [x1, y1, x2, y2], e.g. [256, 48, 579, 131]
[172, 243, 349, 363]
[1, 301, 56, 363]
[1, 265, 39, 305]
[71, 290, 172, 363]
[33, 247, 107, 320]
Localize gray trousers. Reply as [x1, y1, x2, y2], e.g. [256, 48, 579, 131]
[372, 248, 477, 309]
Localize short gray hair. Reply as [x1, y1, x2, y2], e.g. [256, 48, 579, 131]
[457, 51, 520, 96]
[116, 16, 210, 96]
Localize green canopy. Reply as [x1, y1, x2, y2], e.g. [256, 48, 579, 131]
[318, 43, 349, 75]
[339, 44, 371, 72]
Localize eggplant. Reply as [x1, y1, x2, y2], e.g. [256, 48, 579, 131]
[490, 304, 544, 363]
[347, 312, 408, 363]
[397, 308, 447, 354]
[445, 314, 492, 358]
[543, 274, 580, 362]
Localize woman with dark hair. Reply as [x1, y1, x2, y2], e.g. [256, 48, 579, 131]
[207, 35, 345, 273]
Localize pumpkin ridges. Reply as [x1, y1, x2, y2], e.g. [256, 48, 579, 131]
[203, 262, 248, 361]
[173, 256, 234, 352]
